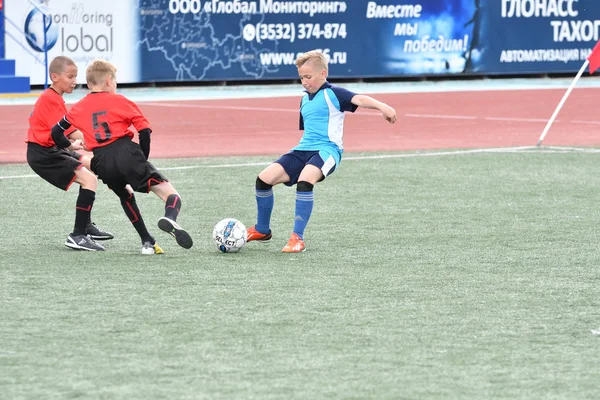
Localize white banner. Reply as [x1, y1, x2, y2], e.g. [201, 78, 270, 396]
[5, 0, 140, 85]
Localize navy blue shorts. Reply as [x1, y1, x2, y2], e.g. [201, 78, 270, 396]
[275, 150, 337, 186]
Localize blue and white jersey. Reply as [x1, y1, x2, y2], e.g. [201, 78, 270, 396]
[294, 82, 358, 165]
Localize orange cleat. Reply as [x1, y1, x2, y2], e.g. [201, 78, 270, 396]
[281, 233, 305, 253]
[247, 226, 272, 242]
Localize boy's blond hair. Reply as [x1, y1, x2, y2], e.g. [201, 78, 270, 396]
[49, 56, 76, 75]
[86, 59, 117, 87]
[295, 50, 329, 73]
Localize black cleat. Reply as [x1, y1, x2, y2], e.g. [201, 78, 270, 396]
[158, 217, 193, 249]
[65, 234, 105, 251]
[86, 222, 114, 241]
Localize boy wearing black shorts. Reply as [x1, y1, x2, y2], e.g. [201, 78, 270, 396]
[27, 56, 112, 251]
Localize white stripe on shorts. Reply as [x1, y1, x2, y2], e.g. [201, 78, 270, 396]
[321, 155, 336, 177]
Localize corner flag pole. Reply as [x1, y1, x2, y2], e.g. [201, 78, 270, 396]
[536, 59, 588, 147]
[537, 39, 600, 147]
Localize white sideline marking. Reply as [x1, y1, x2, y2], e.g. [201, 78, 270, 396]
[544, 146, 600, 152]
[139, 101, 298, 113]
[484, 116, 549, 123]
[404, 113, 477, 120]
[344, 146, 536, 161]
[2, 146, 597, 180]
[571, 120, 600, 125]
[0, 173, 39, 180]
[159, 161, 269, 171]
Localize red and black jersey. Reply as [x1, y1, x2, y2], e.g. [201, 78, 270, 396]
[65, 92, 151, 150]
[27, 88, 76, 147]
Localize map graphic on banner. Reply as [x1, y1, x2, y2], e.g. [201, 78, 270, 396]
[138, 0, 279, 81]
[5, 0, 140, 84]
[137, 0, 353, 81]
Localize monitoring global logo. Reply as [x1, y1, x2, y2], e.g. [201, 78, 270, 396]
[24, 1, 114, 54]
[23, 4, 59, 52]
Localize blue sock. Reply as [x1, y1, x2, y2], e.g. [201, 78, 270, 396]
[293, 191, 314, 239]
[255, 189, 273, 234]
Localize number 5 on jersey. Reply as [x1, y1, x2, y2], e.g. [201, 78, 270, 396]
[92, 111, 112, 143]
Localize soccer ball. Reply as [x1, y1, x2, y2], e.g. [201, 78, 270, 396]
[212, 218, 247, 253]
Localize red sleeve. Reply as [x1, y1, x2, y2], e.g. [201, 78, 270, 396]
[120, 96, 151, 132]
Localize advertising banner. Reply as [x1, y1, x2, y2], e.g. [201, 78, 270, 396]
[138, 0, 600, 82]
[469, 0, 599, 74]
[4, 0, 140, 84]
[3, 0, 600, 84]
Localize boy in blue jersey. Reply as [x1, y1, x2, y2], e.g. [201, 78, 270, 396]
[247, 50, 397, 253]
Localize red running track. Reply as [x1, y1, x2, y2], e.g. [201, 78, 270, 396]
[0, 88, 598, 164]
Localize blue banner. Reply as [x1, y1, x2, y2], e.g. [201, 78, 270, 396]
[136, 0, 599, 82]
[472, 0, 598, 73]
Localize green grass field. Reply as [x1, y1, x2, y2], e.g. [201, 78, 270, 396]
[1, 147, 600, 399]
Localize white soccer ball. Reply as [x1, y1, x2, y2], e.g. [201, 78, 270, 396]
[212, 218, 247, 253]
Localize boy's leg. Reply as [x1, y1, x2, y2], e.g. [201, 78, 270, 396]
[113, 186, 154, 244]
[69, 153, 114, 240]
[113, 186, 163, 255]
[292, 181, 314, 240]
[151, 182, 193, 249]
[164, 193, 182, 221]
[254, 177, 274, 236]
[66, 168, 105, 251]
[81, 184, 114, 240]
[116, 142, 191, 250]
[248, 162, 291, 242]
[282, 163, 324, 253]
[281, 180, 313, 253]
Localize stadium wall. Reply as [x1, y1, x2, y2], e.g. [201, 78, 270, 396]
[2, 0, 599, 85]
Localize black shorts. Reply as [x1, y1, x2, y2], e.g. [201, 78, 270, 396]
[27, 142, 84, 191]
[91, 137, 168, 193]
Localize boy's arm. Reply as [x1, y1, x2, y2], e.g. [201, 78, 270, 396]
[138, 128, 151, 160]
[51, 117, 83, 151]
[122, 97, 152, 159]
[351, 95, 397, 124]
[67, 129, 84, 142]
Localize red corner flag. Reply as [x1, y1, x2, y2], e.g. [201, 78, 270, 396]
[588, 40, 600, 74]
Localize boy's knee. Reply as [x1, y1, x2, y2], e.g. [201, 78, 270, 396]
[256, 177, 273, 190]
[150, 182, 177, 202]
[77, 170, 97, 190]
[297, 181, 314, 192]
[111, 185, 132, 201]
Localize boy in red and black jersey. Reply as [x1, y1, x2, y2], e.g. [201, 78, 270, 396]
[27, 56, 112, 251]
[51, 59, 193, 254]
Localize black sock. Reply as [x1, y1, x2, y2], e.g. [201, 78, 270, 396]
[165, 194, 181, 221]
[81, 187, 93, 226]
[120, 193, 153, 243]
[74, 188, 95, 236]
